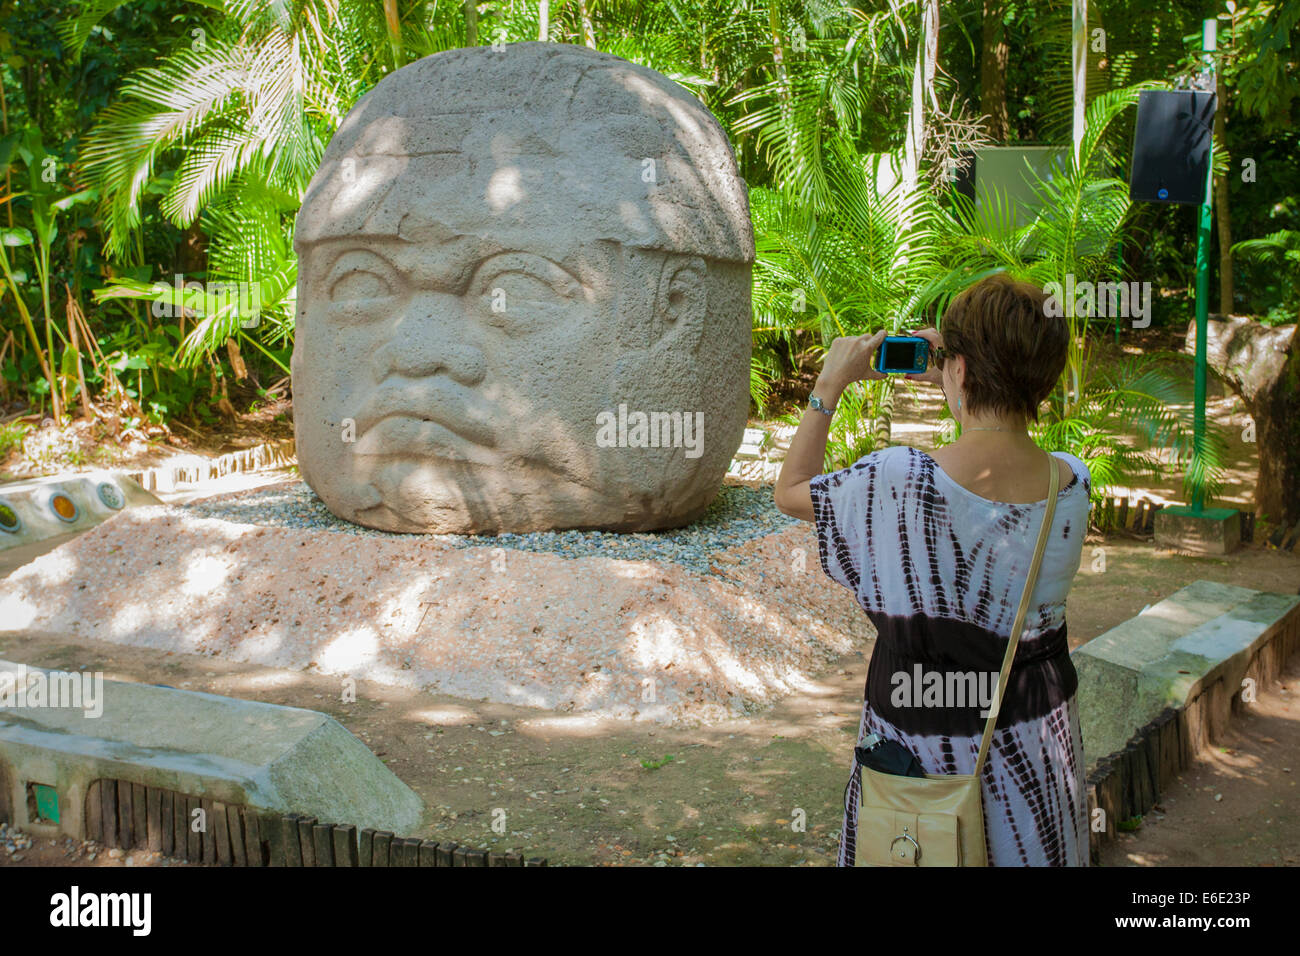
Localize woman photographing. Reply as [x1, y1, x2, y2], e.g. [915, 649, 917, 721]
[775, 274, 1091, 866]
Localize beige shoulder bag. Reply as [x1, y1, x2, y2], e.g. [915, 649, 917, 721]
[855, 454, 1059, 867]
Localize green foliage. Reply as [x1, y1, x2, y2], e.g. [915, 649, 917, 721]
[0, 0, 1283, 517]
[69, 0, 361, 379]
[1221, 0, 1300, 132]
[752, 130, 987, 469]
[1030, 355, 1226, 506]
[1232, 229, 1300, 325]
[941, 85, 1155, 406]
[821, 381, 879, 472]
[0, 419, 31, 457]
[0, 123, 99, 419]
[936, 83, 1227, 503]
[749, 78, 1228, 498]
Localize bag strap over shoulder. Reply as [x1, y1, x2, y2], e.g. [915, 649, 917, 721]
[974, 453, 1061, 775]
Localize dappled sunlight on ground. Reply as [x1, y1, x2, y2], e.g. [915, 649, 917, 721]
[1101, 656, 1300, 867]
[0, 505, 870, 726]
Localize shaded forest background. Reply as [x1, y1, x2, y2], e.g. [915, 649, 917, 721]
[0, 0, 1296, 518]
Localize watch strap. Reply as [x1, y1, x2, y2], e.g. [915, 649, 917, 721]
[809, 395, 835, 416]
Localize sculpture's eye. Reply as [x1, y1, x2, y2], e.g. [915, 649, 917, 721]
[469, 253, 582, 333]
[330, 269, 392, 301]
[481, 270, 563, 313]
[324, 250, 400, 308]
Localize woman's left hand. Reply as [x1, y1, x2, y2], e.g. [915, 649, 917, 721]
[903, 327, 945, 386]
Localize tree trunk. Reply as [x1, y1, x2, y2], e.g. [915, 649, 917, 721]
[577, 0, 596, 48]
[979, 0, 1009, 141]
[1214, 69, 1234, 314]
[1253, 341, 1300, 532]
[767, 0, 797, 175]
[1194, 316, 1299, 531]
[872, 378, 896, 449]
[902, 0, 939, 194]
[383, 0, 401, 66]
[178, 222, 207, 281]
[0, 70, 10, 228]
[66, 285, 93, 420]
[897, 0, 939, 275]
[464, 0, 478, 47]
[1071, 0, 1086, 161]
[225, 337, 248, 382]
[768, 0, 791, 103]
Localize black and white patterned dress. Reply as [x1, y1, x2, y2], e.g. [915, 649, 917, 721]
[809, 445, 1091, 867]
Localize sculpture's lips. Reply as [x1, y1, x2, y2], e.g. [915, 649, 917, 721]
[354, 416, 498, 464]
[353, 386, 497, 461]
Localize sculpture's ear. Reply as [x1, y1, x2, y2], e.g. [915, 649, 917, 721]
[651, 254, 707, 352]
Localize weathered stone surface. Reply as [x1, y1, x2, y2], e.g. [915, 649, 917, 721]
[0, 660, 423, 840]
[0, 472, 158, 556]
[1072, 580, 1300, 771]
[292, 42, 753, 533]
[1188, 316, 1294, 407]
[1187, 316, 1299, 528]
[1154, 504, 1241, 555]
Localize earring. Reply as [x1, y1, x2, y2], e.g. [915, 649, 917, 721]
[957, 395, 963, 411]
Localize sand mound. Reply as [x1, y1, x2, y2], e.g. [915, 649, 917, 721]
[0, 508, 872, 724]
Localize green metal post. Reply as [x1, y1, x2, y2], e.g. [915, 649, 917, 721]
[1192, 150, 1212, 514]
[1191, 20, 1216, 515]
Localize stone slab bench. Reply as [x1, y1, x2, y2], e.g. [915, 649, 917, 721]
[0, 659, 423, 841]
[1073, 579, 1300, 860]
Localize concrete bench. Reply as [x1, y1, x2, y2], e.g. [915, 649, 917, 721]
[1072, 579, 1300, 859]
[0, 659, 423, 840]
[1074, 579, 1300, 769]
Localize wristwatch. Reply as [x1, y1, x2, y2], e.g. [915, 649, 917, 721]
[809, 395, 835, 417]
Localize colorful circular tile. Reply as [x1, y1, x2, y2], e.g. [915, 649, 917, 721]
[49, 492, 80, 523]
[97, 482, 125, 510]
[0, 499, 20, 534]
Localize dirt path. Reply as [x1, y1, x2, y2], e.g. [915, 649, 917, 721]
[0, 630, 870, 867]
[1100, 655, 1300, 867]
[2, 536, 1295, 867]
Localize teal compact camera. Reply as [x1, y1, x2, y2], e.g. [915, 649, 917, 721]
[874, 336, 930, 374]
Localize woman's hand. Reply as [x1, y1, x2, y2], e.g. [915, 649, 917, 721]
[903, 326, 944, 386]
[817, 330, 887, 397]
[777, 330, 885, 522]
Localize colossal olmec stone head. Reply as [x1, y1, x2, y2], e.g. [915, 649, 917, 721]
[292, 42, 753, 534]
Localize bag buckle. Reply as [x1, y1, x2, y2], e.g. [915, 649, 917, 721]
[890, 827, 921, 865]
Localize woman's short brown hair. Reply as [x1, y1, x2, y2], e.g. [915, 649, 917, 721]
[939, 274, 1068, 422]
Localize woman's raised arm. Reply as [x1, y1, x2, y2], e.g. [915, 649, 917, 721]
[774, 330, 886, 521]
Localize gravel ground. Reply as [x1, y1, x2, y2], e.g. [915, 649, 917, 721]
[0, 486, 870, 725]
[0, 823, 188, 867]
[183, 480, 800, 575]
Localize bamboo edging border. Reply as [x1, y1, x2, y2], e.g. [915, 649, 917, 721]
[80, 781, 547, 868]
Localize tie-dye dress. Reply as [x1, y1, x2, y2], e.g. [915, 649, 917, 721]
[809, 445, 1091, 867]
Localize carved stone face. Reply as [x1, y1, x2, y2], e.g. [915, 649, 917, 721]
[292, 43, 753, 533]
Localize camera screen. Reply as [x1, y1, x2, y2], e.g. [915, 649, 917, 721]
[883, 340, 919, 368]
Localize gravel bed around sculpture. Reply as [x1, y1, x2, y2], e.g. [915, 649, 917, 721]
[182, 480, 800, 575]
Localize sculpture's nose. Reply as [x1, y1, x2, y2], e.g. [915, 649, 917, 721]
[373, 294, 486, 386]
